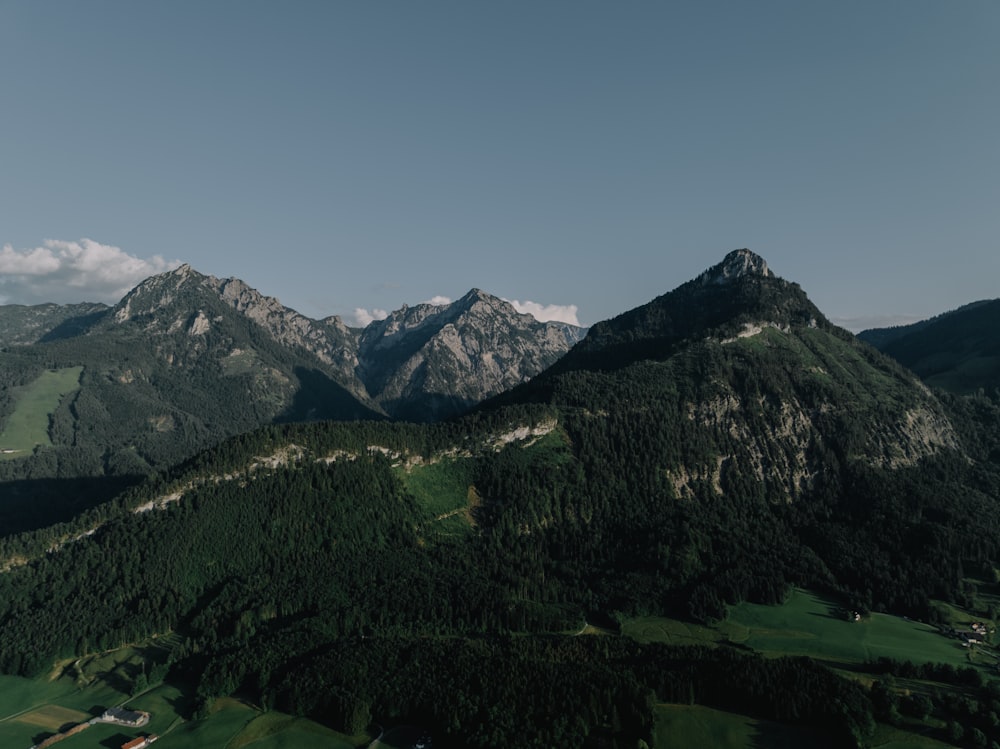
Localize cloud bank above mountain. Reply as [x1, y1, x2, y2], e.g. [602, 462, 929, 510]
[505, 299, 580, 326]
[0, 239, 182, 305]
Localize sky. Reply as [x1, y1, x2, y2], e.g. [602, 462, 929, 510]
[1, 1, 997, 331]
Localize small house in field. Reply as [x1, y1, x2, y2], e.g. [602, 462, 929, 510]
[101, 707, 149, 727]
[121, 735, 158, 749]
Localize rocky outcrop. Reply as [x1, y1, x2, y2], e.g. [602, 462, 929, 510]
[698, 248, 772, 285]
[358, 289, 586, 421]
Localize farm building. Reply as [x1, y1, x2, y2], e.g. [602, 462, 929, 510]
[100, 706, 150, 727]
[121, 735, 158, 749]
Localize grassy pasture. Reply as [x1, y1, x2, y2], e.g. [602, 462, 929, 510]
[622, 616, 724, 646]
[652, 704, 835, 749]
[624, 589, 984, 673]
[721, 590, 980, 670]
[653, 704, 954, 749]
[0, 632, 361, 749]
[0, 366, 82, 458]
[154, 698, 366, 749]
[398, 459, 472, 517]
[12, 704, 89, 730]
[868, 723, 954, 749]
[225, 711, 366, 749]
[0, 670, 127, 748]
[399, 459, 478, 538]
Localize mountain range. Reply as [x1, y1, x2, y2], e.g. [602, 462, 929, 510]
[0, 249, 999, 748]
[0, 266, 585, 531]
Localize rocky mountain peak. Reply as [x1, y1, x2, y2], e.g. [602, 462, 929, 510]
[451, 288, 518, 318]
[699, 249, 771, 286]
[113, 263, 208, 322]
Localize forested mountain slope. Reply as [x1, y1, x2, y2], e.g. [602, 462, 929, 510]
[860, 298, 1000, 394]
[1, 251, 998, 746]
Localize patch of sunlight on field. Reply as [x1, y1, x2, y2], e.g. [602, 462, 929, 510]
[723, 589, 980, 670]
[229, 711, 366, 749]
[153, 697, 256, 749]
[0, 670, 128, 748]
[0, 366, 82, 458]
[398, 459, 473, 518]
[153, 701, 366, 749]
[623, 589, 986, 674]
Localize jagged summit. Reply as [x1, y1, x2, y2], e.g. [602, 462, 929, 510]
[698, 249, 772, 286]
[551, 248, 818, 373]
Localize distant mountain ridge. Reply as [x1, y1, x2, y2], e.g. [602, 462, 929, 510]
[859, 299, 1000, 394]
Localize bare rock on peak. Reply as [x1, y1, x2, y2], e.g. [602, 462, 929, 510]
[699, 249, 772, 285]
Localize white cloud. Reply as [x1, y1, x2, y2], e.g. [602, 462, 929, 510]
[353, 307, 389, 326]
[0, 238, 182, 305]
[505, 298, 581, 326]
[423, 295, 451, 306]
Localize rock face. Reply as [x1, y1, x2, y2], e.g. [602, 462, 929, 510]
[112, 264, 361, 387]
[358, 289, 586, 421]
[698, 248, 772, 285]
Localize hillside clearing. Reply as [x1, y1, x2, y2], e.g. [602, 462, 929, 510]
[0, 367, 82, 458]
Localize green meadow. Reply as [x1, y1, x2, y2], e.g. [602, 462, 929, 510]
[653, 704, 835, 749]
[653, 704, 955, 749]
[0, 640, 366, 749]
[723, 590, 982, 670]
[0, 670, 128, 748]
[0, 366, 82, 459]
[398, 458, 478, 538]
[625, 589, 986, 672]
[153, 698, 368, 749]
[398, 458, 473, 518]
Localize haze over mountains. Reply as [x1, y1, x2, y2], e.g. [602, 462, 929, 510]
[1, 249, 999, 747]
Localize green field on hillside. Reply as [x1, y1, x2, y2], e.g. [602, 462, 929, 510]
[653, 703, 834, 749]
[626, 589, 988, 672]
[0, 642, 365, 749]
[0, 670, 127, 748]
[724, 590, 984, 669]
[398, 458, 473, 518]
[0, 366, 82, 459]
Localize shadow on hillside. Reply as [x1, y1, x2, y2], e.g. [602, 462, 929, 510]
[808, 611, 843, 622]
[382, 392, 478, 423]
[100, 733, 133, 749]
[278, 367, 386, 423]
[38, 308, 109, 342]
[0, 474, 143, 538]
[751, 721, 838, 749]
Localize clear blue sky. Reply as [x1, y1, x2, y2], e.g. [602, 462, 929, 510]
[1, 1, 997, 330]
